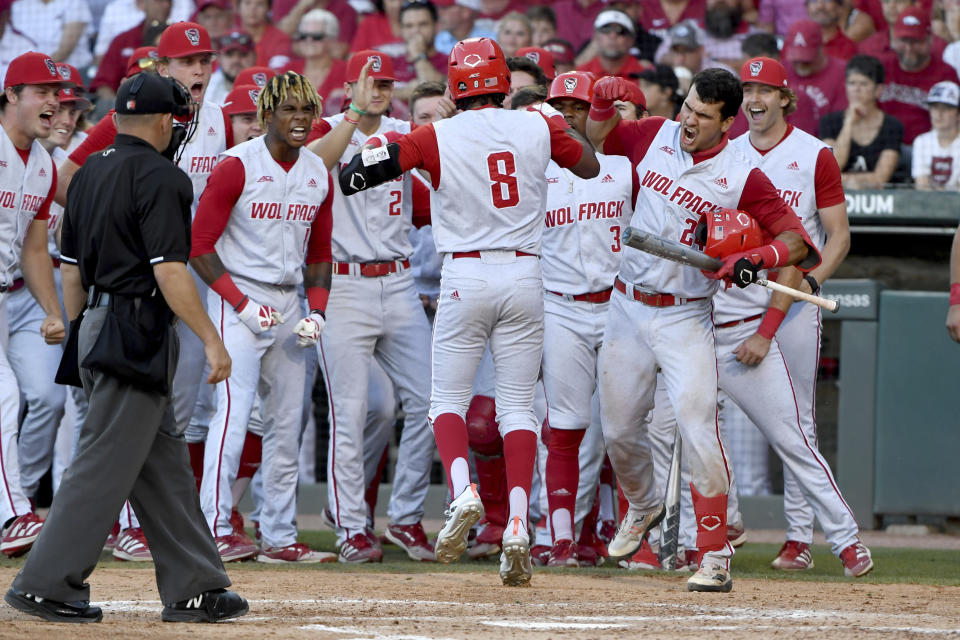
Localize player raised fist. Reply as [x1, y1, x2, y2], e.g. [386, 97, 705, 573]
[293, 312, 325, 347]
[703, 251, 762, 288]
[592, 76, 643, 108]
[236, 299, 284, 333]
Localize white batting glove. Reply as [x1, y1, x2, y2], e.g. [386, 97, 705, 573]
[293, 312, 325, 347]
[236, 299, 284, 334]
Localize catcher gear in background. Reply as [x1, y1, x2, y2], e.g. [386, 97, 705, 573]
[293, 313, 325, 347]
[547, 71, 595, 105]
[236, 300, 284, 333]
[703, 209, 763, 259]
[448, 37, 510, 100]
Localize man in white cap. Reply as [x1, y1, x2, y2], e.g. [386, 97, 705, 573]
[433, 0, 493, 56]
[913, 80, 960, 190]
[576, 10, 647, 80]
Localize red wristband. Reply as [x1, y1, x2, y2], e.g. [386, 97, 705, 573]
[752, 240, 791, 269]
[588, 103, 616, 121]
[210, 272, 247, 311]
[757, 308, 786, 340]
[951, 283, 960, 306]
[307, 286, 329, 314]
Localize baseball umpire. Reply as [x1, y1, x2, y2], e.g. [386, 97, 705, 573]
[5, 73, 247, 624]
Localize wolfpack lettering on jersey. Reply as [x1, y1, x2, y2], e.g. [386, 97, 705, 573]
[325, 112, 414, 262]
[0, 128, 54, 287]
[214, 136, 330, 284]
[542, 153, 632, 293]
[179, 101, 228, 215]
[620, 119, 756, 298]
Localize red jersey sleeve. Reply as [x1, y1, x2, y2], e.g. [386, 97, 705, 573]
[396, 123, 442, 188]
[68, 113, 118, 165]
[411, 174, 431, 228]
[222, 107, 234, 149]
[542, 112, 584, 169]
[738, 167, 822, 270]
[307, 118, 333, 144]
[33, 163, 56, 221]
[602, 117, 666, 164]
[306, 172, 334, 264]
[190, 156, 245, 258]
[814, 146, 845, 209]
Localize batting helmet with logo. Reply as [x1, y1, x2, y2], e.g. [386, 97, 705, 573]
[702, 208, 763, 259]
[448, 37, 510, 101]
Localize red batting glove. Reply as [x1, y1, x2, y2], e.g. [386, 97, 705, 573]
[702, 250, 762, 288]
[590, 76, 636, 119]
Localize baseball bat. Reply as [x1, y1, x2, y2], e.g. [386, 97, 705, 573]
[620, 227, 839, 313]
[658, 426, 682, 571]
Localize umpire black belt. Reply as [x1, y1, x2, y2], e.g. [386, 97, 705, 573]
[87, 288, 159, 309]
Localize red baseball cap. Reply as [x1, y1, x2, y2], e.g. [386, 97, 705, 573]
[893, 7, 931, 40]
[542, 38, 575, 66]
[58, 85, 92, 109]
[126, 46, 159, 77]
[157, 22, 215, 58]
[196, 0, 231, 10]
[517, 46, 555, 80]
[740, 56, 788, 88]
[234, 65, 276, 88]
[222, 83, 260, 115]
[346, 50, 395, 83]
[4, 51, 72, 90]
[218, 30, 254, 53]
[782, 20, 822, 63]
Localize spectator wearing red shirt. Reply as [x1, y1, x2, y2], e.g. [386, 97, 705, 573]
[391, 0, 446, 103]
[194, 0, 237, 42]
[285, 9, 347, 114]
[807, 0, 857, 60]
[783, 20, 848, 136]
[236, 0, 293, 70]
[351, 0, 406, 59]
[275, 0, 358, 59]
[641, 0, 707, 37]
[90, 0, 171, 99]
[858, 0, 946, 61]
[576, 11, 648, 82]
[878, 7, 960, 143]
[551, 0, 608, 52]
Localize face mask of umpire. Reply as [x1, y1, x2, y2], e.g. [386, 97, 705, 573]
[116, 73, 195, 163]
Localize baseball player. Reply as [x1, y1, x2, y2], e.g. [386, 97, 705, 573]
[586, 69, 820, 592]
[729, 57, 871, 576]
[222, 84, 264, 142]
[0, 51, 68, 557]
[305, 51, 435, 564]
[339, 37, 599, 586]
[191, 70, 336, 563]
[538, 71, 633, 567]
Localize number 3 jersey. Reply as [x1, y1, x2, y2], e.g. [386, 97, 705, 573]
[602, 116, 816, 299]
[394, 107, 585, 255]
[541, 153, 633, 294]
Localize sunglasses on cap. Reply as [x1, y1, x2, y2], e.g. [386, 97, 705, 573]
[219, 32, 253, 47]
[401, 0, 434, 9]
[598, 24, 630, 36]
[294, 31, 327, 41]
[138, 57, 158, 72]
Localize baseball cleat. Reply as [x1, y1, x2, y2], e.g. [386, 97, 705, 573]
[727, 521, 747, 548]
[675, 548, 700, 573]
[607, 503, 665, 557]
[385, 523, 434, 562]
[467, 519, 503, 559]
[215, 533, 258, 562]
[499, 517, 532, 587]
[597, 519, 617, 545]
[546, 539, 578, 568]
[338, 532, 384, 563]
[112, 527, 153, 562]
[1, 512, 43, 558]
[434, 484, 484, 564]
[687, 559, 733, 592]
[619, 538, 660, 570]
[839, 541, 873, 577]
[771, 540, 814, 571]
[5, 588, 103, 623]
[258, 542, 337, 564]
[161, 588, 249, 623]
[529, 544, 551, 566]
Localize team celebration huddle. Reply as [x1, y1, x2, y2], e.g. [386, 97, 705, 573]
[0, 4, 876, 625]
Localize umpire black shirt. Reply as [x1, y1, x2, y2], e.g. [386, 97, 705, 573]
[60, 133, 194, 296]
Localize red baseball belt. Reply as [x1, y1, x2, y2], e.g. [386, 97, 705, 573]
[547, 287, 613, 303]
[715, 313, 763, 329]
[334, 259, 410, 277]
[451, 250, 537, 259]
[614, 277, 706, 308]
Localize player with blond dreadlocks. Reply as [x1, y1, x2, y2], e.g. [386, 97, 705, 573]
[190, 70, 337, 564]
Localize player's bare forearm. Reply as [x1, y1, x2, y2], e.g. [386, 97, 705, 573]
[60, 263, 86, 321]
[585, 110, 620, 151]
[189, 251, 229, 287]
[56, 159, 79, 207]
[309, 119, 358, 170]
[566, 128, 600, 179]
[808, 202, 850, 287]
[304, 262, 332, 292]
[154, 261, 220, 346]
[21, 221, 62, 318]
[52, 21, 84, 61]
[766, 266, 803, 313]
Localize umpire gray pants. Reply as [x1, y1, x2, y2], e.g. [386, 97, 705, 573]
[12, 306, 230, 605]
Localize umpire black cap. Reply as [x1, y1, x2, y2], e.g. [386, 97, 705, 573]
[115, 74, 192, 117]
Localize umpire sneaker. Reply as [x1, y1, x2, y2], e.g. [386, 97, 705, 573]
[258, 542, 337, 563]
[1, 512, 43, 558]
[687, 558, 733, 593]
[5, 588, 102, 623]
[727, 521, 747, 548]
[216, 533, 258, 562]
[546, 539, 578, 568]
[607, 504, 665, 558]
[112, 527, 153, 562]
[385, 523, 434, 561]
[499, 517, 533, 587]
[161, 588, 248, 623]
[339, 532, 384, 563]
[435, 484, 484, 564]
[839, 541, 874, 577]
[771, 540, 814, 571]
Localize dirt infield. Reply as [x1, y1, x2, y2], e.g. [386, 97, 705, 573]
[1, 566, 958, 639]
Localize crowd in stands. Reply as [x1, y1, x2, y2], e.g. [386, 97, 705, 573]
[2, 0, 960, 188]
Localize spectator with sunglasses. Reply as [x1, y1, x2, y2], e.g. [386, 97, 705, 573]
[238, 0, 294, 70]
[576, 10, 648, 82]
[90, 0, 172, 99]
[276, 0, 358, 60]
[391, 0, 445, 102]
[207, 31, 257, 106]
[286, 9, 347, 115]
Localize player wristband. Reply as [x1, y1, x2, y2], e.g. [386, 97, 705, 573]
[307, 286, 330, 316]
[210, 272, 247, 311]
[348, 102, 367, 117]
[588, 103, 616, 121]
[757, 307, 786, 340]
[951, 283, 960, 306]
[343, 112, 359, 125]
[804, 274, 820, 294]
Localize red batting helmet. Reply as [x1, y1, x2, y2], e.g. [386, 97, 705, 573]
[547, 71, 594, 105]
[448, 37, 510, 101]
[703, 209, 763, 259]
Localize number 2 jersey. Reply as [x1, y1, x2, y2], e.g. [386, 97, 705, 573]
[601, 116, 818, 299]
[393, 106, 585, 255]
